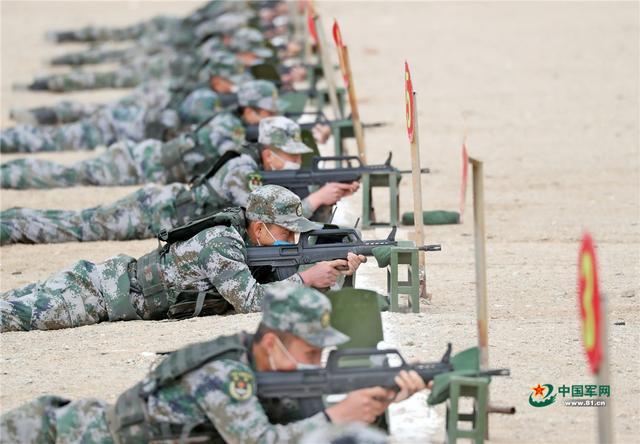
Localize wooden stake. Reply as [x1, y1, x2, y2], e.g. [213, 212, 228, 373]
[470, 157, 489, 367]
[313, 14, 341, 120]
[409, 91, 427, 296]
[470, 156, 489, 438]
[341, 45, 366, 163]
[597, 294, 613, 444]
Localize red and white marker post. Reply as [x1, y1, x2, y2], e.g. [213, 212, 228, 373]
[578, 233, 613, 443]
[404, 62, 427, 299]
[332, 20, 366, 163]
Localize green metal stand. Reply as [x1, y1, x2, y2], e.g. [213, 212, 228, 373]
[361, 172, 400, 228]
[446, 376, 490, 444]
[326, 118, 355, 156]
[386, 242, 420, 313]
[315, 87, 346, 118]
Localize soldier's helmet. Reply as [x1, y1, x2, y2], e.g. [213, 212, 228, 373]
[261, 282, 349, 348]
[300, 422, 389, 444]
[246, 185, 321, 233]
[258, 116, 312, 154]
[237, 80, 285, 113]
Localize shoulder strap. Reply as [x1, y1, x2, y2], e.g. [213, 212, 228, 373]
[192, 149, 242, 186]
[158, 207, 247, 245]
[150, 334, 247, 390]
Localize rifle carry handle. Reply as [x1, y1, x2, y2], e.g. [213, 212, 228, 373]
[311, 155, 362, 170]
[326, 348, 407, 372]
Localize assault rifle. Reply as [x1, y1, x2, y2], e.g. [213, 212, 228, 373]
[246, 226, 440, 280]
[257, 344, 510, 421]
[257, 152, 430, 198]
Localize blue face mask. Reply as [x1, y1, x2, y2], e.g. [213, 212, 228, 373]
[273, 240, 293, 246]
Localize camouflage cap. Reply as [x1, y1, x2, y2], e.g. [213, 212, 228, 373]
[246, 185, 321, 232]
[237, 80, 286, 112]
[212, 12, 252, 34]
[196, 37, 224, 61]
[262, 282, 349, 348]
[196, 112, 246, 153]
[203, 51, 251, 84]
[194, 12, 251, 39]
[259, 116, 312, 154]
[178, 88, 221, 124]
[229, 27, 273, 59]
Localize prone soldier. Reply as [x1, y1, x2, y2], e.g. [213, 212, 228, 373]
[0, 283, 426, 442]
[0, 117, 352, 245]
[0, 187, 366, 332]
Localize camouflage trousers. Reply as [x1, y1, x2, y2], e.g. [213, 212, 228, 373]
[28, 66, 142, 93]
[0, 103, 147, 153]
[10, 81, 174, 127]
[0, 254, 136, 332]
[0, 396, 113, 443]
[0, 183, 185, 245]
[10, 100, 99, 126]
[1, 139, 173, 189]
[49, 15, 181, 43]
[50, 46, 133, 67]
[27, 50, 189, 93]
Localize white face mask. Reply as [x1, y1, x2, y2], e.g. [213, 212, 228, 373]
[270, 150, 301, 170]
[260, 223, 292, 247]
[270, 336, 321, 371]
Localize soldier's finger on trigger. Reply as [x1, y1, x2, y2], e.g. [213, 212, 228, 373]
[408, 370, 426, 389]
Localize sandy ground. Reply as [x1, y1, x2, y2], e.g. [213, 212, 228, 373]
[0, 1, 639, 443]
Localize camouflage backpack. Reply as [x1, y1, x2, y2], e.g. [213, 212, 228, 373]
[107, 333, 250, 443]
[134, 207, 247, 320]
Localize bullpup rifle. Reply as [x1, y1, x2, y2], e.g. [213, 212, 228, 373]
[246, 226, 440, 280]
[257, 344, 510, 421]
[257, 152, 429, 198]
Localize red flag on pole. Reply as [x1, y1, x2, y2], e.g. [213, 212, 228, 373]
[307, 3, 318, 45]
[332, 19, 349, 87]
[404, 61, 415, 142]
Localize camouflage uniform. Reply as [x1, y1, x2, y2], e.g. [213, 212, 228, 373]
[0, 103, 149, 153]
[10, 51, 244, 126]
[0, 116, 314, 245]
[0, 83, 176, 153]
[24, 49, 199, 93]
[0, 96, 237, 188]
[0, 80, 277, 189]
[0, 284, 345, 443]
[0, 186, 321, 332]
[0, 54, 255, 154]
[45, 1, 241, 44]
[46, 11, 248, 67]
[26, 12, 268, 94]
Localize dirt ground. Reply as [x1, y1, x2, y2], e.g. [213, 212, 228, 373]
[1, 1, 639, 443]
